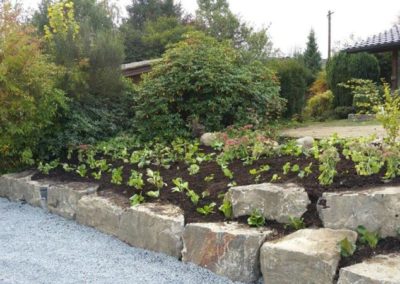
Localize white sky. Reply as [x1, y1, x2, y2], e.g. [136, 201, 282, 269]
[21, 0, 400, 58]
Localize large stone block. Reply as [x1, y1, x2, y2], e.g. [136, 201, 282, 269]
[118, 203, 184, 258]
[260, 228, 357, 284]
[318, 186, 400, 237]
[182, 222, 274, 283]
[76, 195, 124, 236]
[47, 182, 98, 219]
[228, 183, 310, 223]
[338, 254, 400, 284]
[0, 171, 49, 207]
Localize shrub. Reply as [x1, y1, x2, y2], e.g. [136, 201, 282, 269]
[0, 2, 66, 171]
[270, 58, 310, 117]
[326, 52, 380, 107]
[340, 79, 382, 114]
[134, 32, 285, 141]
[303, 90, 334, 120]
[309, 71, 328, 97]
[334, 106, 354, 119]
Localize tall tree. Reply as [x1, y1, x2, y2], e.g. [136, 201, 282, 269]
[121, 0, 186, 62]
[303, 29, 322, 75]
[195, 0, 275, 62]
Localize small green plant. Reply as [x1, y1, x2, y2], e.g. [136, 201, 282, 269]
[247, 210, 266, 227]
[127, 170, 144, 190]
[318, 142, 340, 186]
[285, 216, 306, 230]
[196, 202, 216, 215]
[76, 164, 88, 178]
[221, 164, 234, 179]
[171, 177, 189, 193]
[130, 193, 145, 207]
[298, 162, 313, 178]
[111, 166, 123, 185]
[357, 225, 380, 249]
[92, 170, 102, 180]
[291, 164, 300, 173]
[146, 169, 165, 197]
[204, 174, 215, 182]
[188, 164, 200, 175]
[62, 163, 75, 173]
[186, 189, 200, 205]
[95, 159, 109, 172]
[201, 190, 210, 198]
[38, 160, 59, 175]
[249, 164, 270, 182]
[270, 174, 281, 182]
[339, 237, 356, 257]
[282, 162, 291, 175]
[218, 200, 232, 219]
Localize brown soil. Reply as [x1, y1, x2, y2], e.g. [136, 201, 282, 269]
[32, 146, 400, 270]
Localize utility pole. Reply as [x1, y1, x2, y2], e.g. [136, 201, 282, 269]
[327, 10, 334, 60]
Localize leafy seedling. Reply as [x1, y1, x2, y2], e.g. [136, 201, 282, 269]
[357, 225, 380, 249]
[130, 193, 145, 207]
[270, 174, 281, 182]
[188, 164, 200, 175]
[186, 189, 200, 205]
[127, 170, 144, 190]
[146, 169, 165, 198]
[227, 181, 237, 187]
[76, 164, 87, 178]
[339, 237, 356, 257]
[38, 160, 59, 175]
[201, 190, 210, 198]
[222, 165, 234, 179]
[285, 216, 306, 230]
[196, 202, 216, 215]
[92, 170, 102, 180]
[291, 164, 300, 173]
[282, 162, 291, 175]
[171, 177, 189, 193]
[247, 210, 266, 227]
[111, 166, 123, 185]
[204, 174, 215, 182]
[219, 200, 232, 219]
[62, 163, 75, 173]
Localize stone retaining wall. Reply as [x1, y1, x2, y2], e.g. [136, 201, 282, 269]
[1, 172, 398, 284]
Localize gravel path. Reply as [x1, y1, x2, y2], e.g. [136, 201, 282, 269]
[0, 198, 240, 284]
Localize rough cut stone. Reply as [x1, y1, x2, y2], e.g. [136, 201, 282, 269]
[76, 195, 124, 236]
[118, 203, 184, 258]
[338, 254, 400, 284]
[296, 136, 315, 150]
[0, 171, 50, 207]
[260, 228, 357, 284]
[48, 182, 98, 219]
[200, 132, 219, 146]
[228, 183, 310, 223]
[318, 186, 400, 237]
[182, 222, 274, 283]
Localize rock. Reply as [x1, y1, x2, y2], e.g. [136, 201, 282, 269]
[200, 132, 219, 146]
[296, 136, 315, 150]
[338, 254, 400, 284]
[318, 186, 400, 237]
[228, 183, 310, 223]
[182, 222, 274, 283]
[76, 195, 124, 236]
[118, 203, 184, 258]
[0, 171, 50, 207]
[260, 228, 357, 284]
[48, 182, 98, 219]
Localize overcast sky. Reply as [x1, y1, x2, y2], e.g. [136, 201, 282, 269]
[21, 0, 400, 58]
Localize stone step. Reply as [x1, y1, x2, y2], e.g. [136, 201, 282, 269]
[260, 228, 357, 284]
[182, 222, 274, 283]
[228, 183, 310, 223]
[76, 195, 185, 259]
[317, 186, 400, 237]
[338, 254, 400, 284]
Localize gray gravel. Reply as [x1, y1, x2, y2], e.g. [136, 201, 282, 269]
[0, 198, 240, 284]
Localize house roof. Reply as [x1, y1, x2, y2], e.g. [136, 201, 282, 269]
[121, 59, 161, 71]
[345, 25, 400, 53]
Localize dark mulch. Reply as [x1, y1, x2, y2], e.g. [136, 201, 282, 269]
[32, 146, 400, 269]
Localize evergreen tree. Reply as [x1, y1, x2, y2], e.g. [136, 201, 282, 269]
[121, 0, 185, 62]
[303, 29, 322, 75]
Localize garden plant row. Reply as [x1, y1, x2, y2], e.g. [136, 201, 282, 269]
[2, 125, 400, 283]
